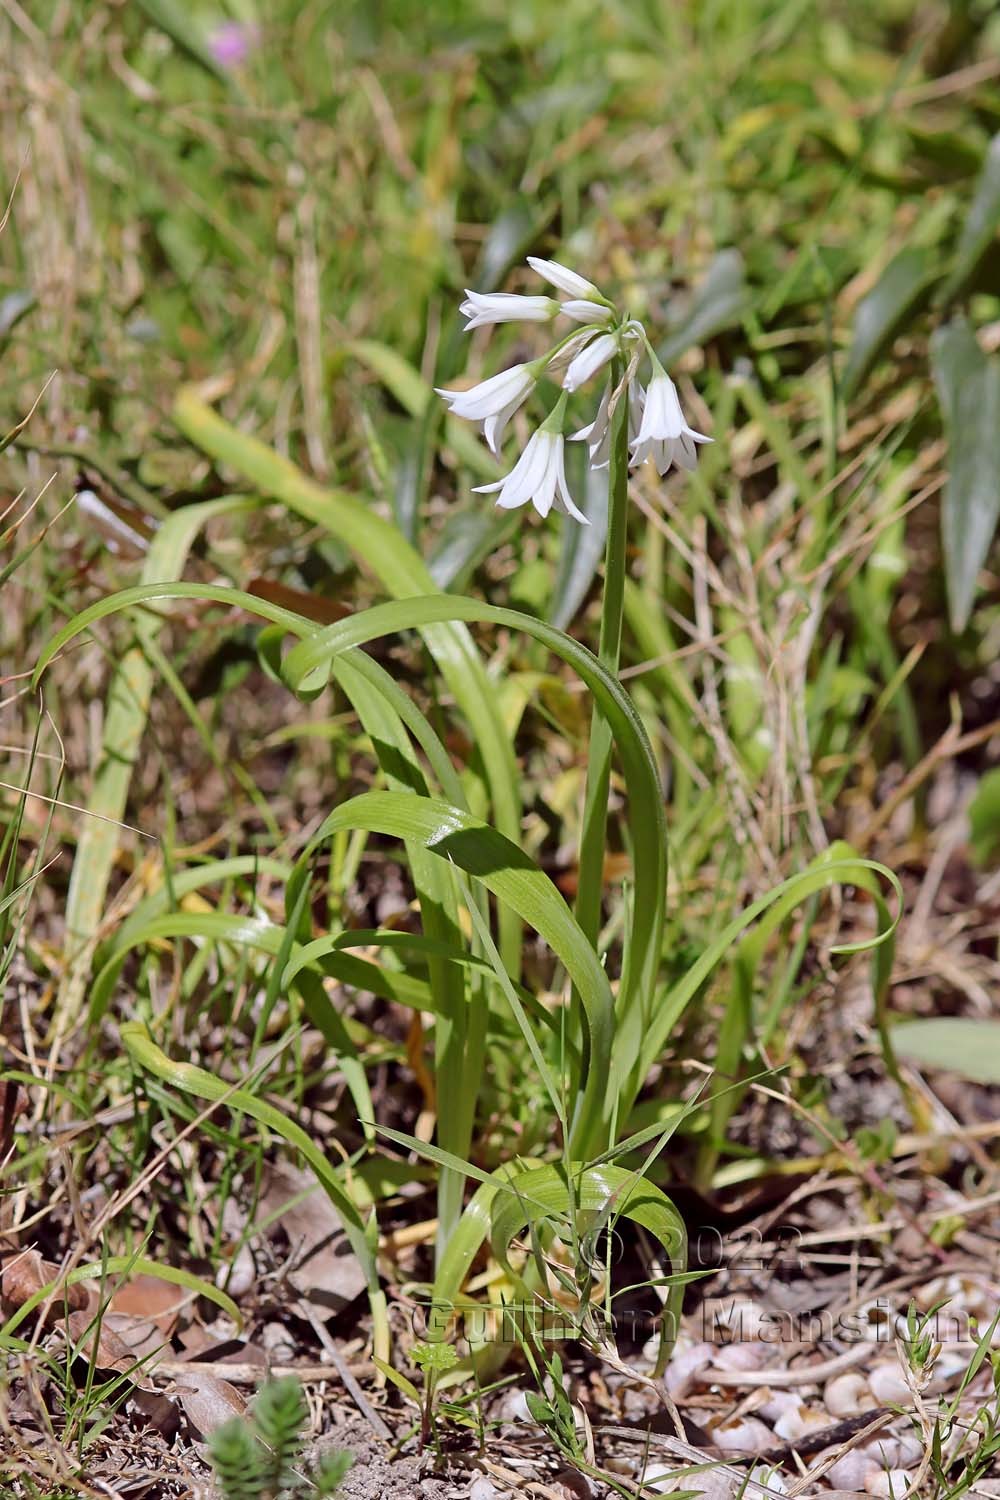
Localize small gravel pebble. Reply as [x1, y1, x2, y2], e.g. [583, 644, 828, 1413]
[712, 1415, 773, 1454]
[772, 1402, 832, 1442]
[824, 1370, 870, 1417]
[821, 1449, 880, 1490]
[864, 1469, 913, 1496]
[868, 1362, 912, 1405]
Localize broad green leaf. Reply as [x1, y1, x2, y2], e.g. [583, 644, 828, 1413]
[842, 247, 938, 401]
[931, 319, 1000, 630]
[171, 393, 521, 972]
[941, 133, 1000, 302]
[890, 1019, 1000, 1085]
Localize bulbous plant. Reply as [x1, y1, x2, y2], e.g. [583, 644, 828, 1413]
[35, 252, 898, 1403]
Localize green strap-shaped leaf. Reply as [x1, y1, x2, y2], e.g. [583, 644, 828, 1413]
[941, 133, 1000, 302]
[91, 908, 431, 1022]
[931, 318, 1000, 631]
[331, 653, 478, 1253]
[434, 1161, 686, 1373]
[642, 854, 901, 1089]
[842, 247, 938, 401]
[171, 392, 522, 972]
[103, 855, 291, 961]
[282, 593, 666, 1150]
[1, 1255, 241, 1339]
[295, 790, 614, 1158]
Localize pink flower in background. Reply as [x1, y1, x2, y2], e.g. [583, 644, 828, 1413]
[208, 21, 260, 69]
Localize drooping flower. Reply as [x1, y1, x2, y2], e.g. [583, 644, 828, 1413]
[526, 257, 602, 301]
[560, 299, 615, 326]
[435, 363, 536, 455]
[629, 366, 711, 475]
[437, 253, 712, 525]
[571, 379, 645, 469]
[460, 291, 558, 330]
[563, 331, 619, 394]
[474, 405, 588, 524]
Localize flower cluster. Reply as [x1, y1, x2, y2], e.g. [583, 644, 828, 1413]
[437, 257, 710, 525]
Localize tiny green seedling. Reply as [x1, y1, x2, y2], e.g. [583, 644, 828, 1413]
[374, 1340, 459, 1450]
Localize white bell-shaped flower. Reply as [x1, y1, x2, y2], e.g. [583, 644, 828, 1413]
[629, 366, 711, 475]
[459, 291, 558, 330]
[473, 401, 589, 524]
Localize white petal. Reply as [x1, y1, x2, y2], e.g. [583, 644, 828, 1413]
[659, 376, 686, 439]
[480, 431, 553, 509]
[555, 452, 590, 524]
[474, 433, 541, 496]
[628, 436, 656, 470]
[570, 380, 611, 446]
[563, 332, 618, 393]
[482, 389, 529, 454]
[527, 256, 597, 299]
[531, 444, 560, 517]
[653, 438, 676, 475]
[674, 433, 698, 471]
[559, 299, 613, 325]
[460, 291, 556, 329]
[436, 363, 533, 422]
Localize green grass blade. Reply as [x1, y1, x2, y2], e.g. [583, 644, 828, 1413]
[119, 1022, 388, 1359]
[54, 496, 259, 1033]
[0, 1255, 240, 1339]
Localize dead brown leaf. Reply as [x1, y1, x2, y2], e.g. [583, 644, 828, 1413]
[1, 1250, 90, 1322]
[108, 1272, 188, 1337]
[258, 1162, 366, 1318]
[102, 1311, 169, 1365]
[172, 1367, 247, 1437]
[65, 1309, 143, 1374]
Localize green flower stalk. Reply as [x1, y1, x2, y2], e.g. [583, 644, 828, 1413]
[437, 254, 713, 1152]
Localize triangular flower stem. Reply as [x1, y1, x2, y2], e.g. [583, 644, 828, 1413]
[569, 354, 633, 1154]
